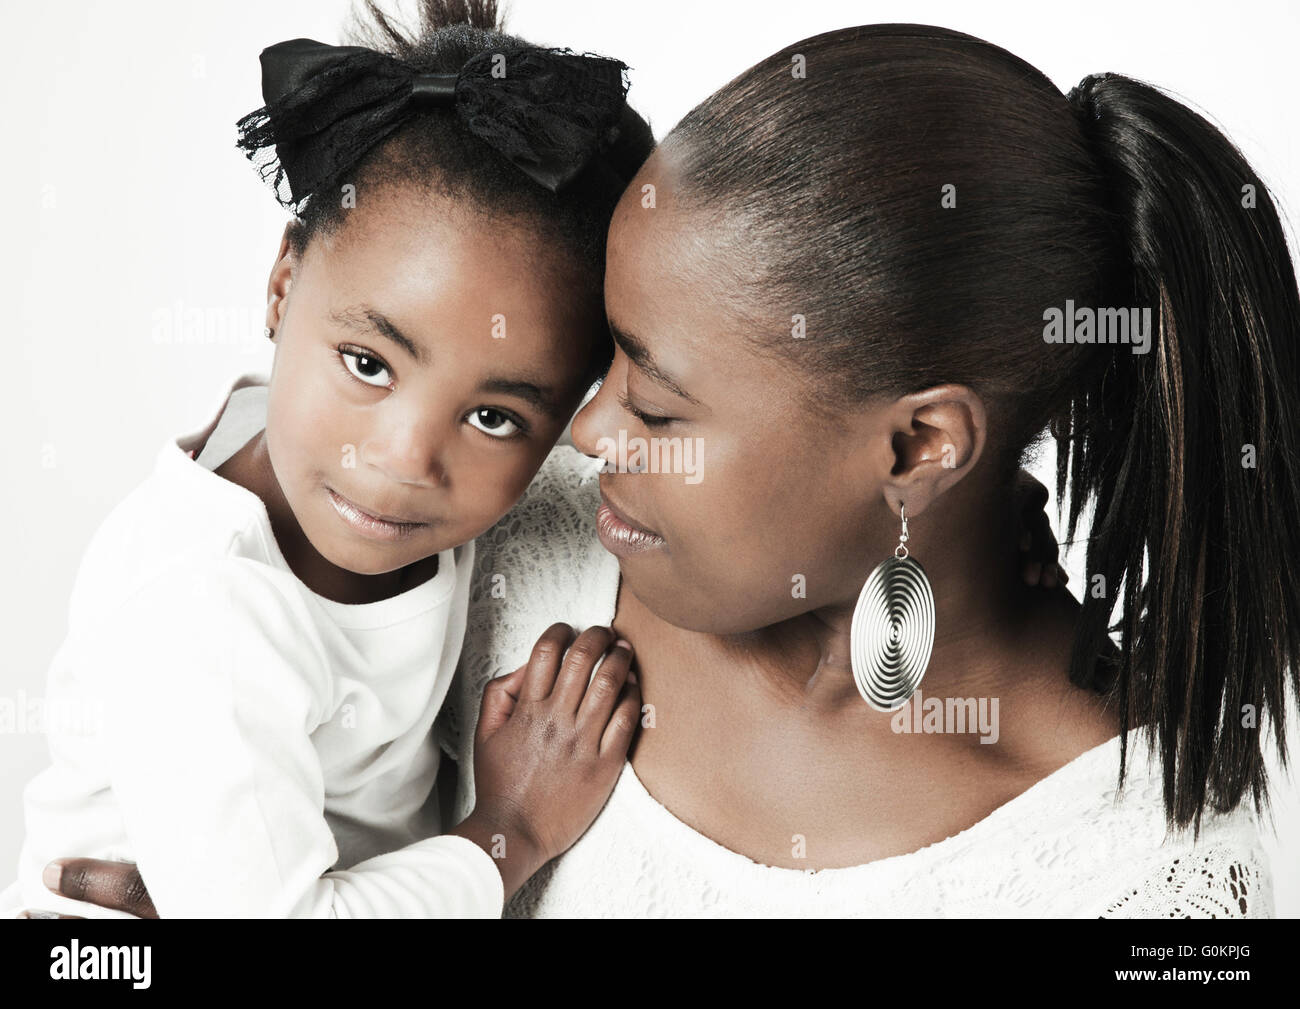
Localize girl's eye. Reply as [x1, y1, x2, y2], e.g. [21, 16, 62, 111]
[617, 390, 675, 429]
[339, 347, 393, 389]
[466, 407, 522, 439]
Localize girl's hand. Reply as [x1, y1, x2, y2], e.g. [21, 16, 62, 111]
[451, 623, 640, 899]
[18, 857, 157, 918]
[1014, 469, 1068, 588]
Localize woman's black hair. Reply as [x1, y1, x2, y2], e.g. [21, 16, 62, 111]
[284, 0, 652, 345]
[665, 23, 1300, 833]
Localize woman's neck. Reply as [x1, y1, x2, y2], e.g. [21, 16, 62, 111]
[617, 491, 1078, 718]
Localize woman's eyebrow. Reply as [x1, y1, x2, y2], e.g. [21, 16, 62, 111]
[330, 306, 427, 366]
[608, 320, 700, 405]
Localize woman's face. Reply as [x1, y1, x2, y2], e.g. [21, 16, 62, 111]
[265, 186, 601, 578]
[571, 148, 897, 634]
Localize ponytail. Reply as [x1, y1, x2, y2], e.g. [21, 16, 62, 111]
[1062, 72, 1300, 832]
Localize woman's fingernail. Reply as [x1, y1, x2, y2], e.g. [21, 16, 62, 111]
[614, 639, 633, 653]
[627, 671, 638, 684]
[42, 860, 65, 894]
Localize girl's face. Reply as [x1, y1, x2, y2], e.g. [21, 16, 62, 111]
[571, 148, 896, 634]
[264, 186, 602, 577]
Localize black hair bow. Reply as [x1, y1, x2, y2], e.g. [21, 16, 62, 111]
[235, 37, 633, 209]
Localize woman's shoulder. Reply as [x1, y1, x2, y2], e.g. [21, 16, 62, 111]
[993, 629, 1274, 916]
[471, 444, 606, 573]
[1083, 730, 1273, 917]
[437, 445, 620, 784]
[505, 726, 1273, 917]
[467, 445, 618, 625]
[934, 727, 1274, 917]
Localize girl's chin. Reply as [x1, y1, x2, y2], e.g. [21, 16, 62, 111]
[303, 523, 420, 577]
[335, 557, 406, 579]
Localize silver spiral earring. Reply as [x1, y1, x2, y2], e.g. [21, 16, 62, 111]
[850, 503, 935, 711]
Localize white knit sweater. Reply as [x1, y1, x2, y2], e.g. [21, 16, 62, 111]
[436, 445, 1273, 918]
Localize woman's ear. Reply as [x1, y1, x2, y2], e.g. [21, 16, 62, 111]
[264, 224, 298, 338]
[880, 383, 987, 519]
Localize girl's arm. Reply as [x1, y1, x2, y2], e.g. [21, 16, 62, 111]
[23, 562, 636, 918]
[71, 557, 505, 917]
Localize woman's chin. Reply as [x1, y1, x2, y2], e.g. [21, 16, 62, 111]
[620, 569, 769, 636]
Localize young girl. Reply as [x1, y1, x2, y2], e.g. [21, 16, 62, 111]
[3, 0, 656, 918]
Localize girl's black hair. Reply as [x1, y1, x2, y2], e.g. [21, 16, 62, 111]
[287, 0, 652, 324]
[665, 23, 1300, 833]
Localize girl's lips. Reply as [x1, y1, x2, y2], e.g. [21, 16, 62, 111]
[327, 488, 429, 542]
[596, 495, 666, 556]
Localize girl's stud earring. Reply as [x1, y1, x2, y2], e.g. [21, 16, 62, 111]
[849, 502, 936, 711]
[264, 327, 274, 341]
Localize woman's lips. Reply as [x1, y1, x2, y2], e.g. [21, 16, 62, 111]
[596, 493, 666, 556]
[327, 487, 430, 542]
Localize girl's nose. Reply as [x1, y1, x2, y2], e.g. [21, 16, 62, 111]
[362, 418, 448, 488]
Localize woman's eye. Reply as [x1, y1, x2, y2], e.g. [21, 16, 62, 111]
[636, 411, 674, 430]
[339, 348, 392, 388]
[466, 407, 522, 439]
[617, 390, 675, 429]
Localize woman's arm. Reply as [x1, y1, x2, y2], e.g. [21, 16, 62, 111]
[20, 859, 155, 919]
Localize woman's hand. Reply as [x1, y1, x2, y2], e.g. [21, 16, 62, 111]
[1014, 469, 1068, 588]
[18, 857, 158, 918]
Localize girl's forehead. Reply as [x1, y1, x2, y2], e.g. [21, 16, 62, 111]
[313, 197, 576, 297]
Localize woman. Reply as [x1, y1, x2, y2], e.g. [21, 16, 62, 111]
[445, 21, 1296, 916]
[31, 23, 1296, 917]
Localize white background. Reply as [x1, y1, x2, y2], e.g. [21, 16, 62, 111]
[1, 0, 1296, 914]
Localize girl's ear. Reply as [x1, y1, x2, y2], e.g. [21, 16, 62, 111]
[264, 224, 298, 338]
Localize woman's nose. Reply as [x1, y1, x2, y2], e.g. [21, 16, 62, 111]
[569, 364, 619, 463]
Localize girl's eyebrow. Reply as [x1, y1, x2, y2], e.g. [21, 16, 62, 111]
[331, 304, 563, 419]
[478, 377, 564, 420]
[330, 306, 427, 366]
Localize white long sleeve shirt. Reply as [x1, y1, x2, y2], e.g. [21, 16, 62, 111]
[2, 375, 503, 918]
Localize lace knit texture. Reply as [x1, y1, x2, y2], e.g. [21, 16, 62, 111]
[435, 446, 1274, 918]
